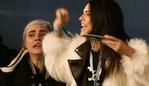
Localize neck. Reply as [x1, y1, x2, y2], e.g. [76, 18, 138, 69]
[29, 53, 45, 73]
[90, 40, 101, 52]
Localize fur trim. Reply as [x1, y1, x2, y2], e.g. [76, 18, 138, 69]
[42, 32, 86, 86]
[121, 38, 149, 86]
[103, 38, 149, 86]
[103, 69, 127, 86]
[43, 35, 149, 86]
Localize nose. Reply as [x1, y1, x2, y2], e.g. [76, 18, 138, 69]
[79, 14, 83, 21]
[35, 34, 42, 41]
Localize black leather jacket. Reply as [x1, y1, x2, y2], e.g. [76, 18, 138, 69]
[68, 41, 91, 86]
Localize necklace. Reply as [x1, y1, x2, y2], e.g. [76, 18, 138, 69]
[91, 40, 101, 52]
[88, 51, 102, 86]
[91, 48, 100, 52]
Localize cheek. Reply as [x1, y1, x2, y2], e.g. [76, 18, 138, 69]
[88, 27, 92, 33]
[84, 27, 92, 35]
[25, 39, 32, 49]
[86, 21, 92, 33]
[87, 18, 92, 30]
[80, 27, 92, 36]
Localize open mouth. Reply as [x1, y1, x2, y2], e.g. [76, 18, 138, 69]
[33, 44, 41, 48]
[81, 24, 87, 30]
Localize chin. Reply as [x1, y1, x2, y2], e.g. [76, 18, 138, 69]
[80, 32, 85, 36]
[33, 50, 42, 55]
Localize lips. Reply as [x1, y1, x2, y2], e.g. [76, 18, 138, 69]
[33, 43, 41, 48]
[81, 23, 87, 28]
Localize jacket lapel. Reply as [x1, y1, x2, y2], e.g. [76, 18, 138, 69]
[68, 41, 90, 82]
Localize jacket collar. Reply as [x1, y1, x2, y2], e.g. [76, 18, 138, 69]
[74, 40, 91, 59]
[68, 40, 91, 82]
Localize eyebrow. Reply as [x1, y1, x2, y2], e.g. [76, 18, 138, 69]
[84, 10, 91, 12]
[28, 29, 49, 34]
[85, 10, 90, 12]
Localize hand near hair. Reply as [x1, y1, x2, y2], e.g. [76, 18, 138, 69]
[101, 35, 135, 58]
[53, 8, 70, 30]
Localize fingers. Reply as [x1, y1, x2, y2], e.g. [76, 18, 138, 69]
[102, 39, 116, 46]
[101, 35, 135, 57]
[101, 35, 122, 52]
[102, 39, 118, 51]
[56, 9, 62, 19]
[104, 35, 119, 41]
[53, 8, 70, 30]
[102, 35, 119, 47]
[55, 8, 70, 22]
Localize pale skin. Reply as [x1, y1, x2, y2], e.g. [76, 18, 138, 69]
[25, 23, 49, 73]
[80, 3, 135, 57]
[57, 3, 135, 58]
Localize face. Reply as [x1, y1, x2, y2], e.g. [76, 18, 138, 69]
[25, 23, 49, 55]
[79, 3, 92, 36]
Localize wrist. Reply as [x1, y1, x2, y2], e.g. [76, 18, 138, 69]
[125, 47, 135, 58]
[53, 27, 64, 36]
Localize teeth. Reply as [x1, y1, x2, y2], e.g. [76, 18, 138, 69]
[81, 23, 85, 26]
[81, 24, 86, 27]
[33, 44, 41, 47]
[82, 24, 85, 26]
[36, 45, 41, 47]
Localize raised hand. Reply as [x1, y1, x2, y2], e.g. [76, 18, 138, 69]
[53, 8, 70, 30]
[101, 35, 135, 57]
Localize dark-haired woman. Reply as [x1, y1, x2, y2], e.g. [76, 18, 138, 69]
[43, 0, 149, 86]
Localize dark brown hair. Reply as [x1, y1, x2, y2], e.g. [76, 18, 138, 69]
[89, 0, 130, 76]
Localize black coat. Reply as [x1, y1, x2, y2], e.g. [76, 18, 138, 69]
[0, 43, 18, 67]
[0, 53, 65, 86]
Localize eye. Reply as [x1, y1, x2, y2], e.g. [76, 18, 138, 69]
[86, 13, 91, 16]
[40, 32, 48, 37]
[28, 34, 34, 37]
[86, 12, 91, 16]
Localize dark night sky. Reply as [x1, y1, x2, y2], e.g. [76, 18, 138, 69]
[0, 0, 149, 50]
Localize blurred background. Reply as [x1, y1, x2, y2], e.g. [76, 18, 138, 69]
[0, 0, 149, 50]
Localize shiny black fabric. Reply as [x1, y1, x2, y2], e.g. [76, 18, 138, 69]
[68, 41, 91, 86]
[68, 40, 106, 86]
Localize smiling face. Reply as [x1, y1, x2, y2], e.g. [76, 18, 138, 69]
[79, 3, 92, 36]
[24, 23, 49, 56]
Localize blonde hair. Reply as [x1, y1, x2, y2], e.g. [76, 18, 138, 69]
[22, 19, 52, 48]
[0, 19, 52, 72]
